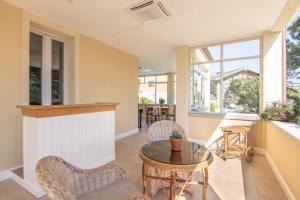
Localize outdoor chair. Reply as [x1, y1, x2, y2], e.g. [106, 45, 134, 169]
[36, 156, 151, 200]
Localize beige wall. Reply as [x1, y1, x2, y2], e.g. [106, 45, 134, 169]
[0, 1, 23, 171]
[0, 1, 138, 171]
[175, 46, 189, 132]
[266, 122, 300, 199]
[79, 35, 138, 134]
[188, 116, 264, 147]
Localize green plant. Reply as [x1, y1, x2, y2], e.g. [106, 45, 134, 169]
[159, 98, 165, 106]
[261, 102, 299, 123]
[139, 96, 153, 104]
[210, 102, 216, 112]
[170, 131, 182, 139]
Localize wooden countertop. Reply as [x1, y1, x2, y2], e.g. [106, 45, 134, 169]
[17, 102, 119, 118]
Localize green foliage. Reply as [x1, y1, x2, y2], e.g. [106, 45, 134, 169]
[286, 16, 300, 79]
[261, 102, 299, 124]
[228, 76, 260, 113]
[139, 96, 153, 104]
[159, 98, 165, 106]
[287, 87, 300, 102]
[210, 102, 216, 112]
[170, 131, 182, 139]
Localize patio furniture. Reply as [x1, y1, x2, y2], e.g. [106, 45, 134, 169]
[160, 107, 170, 120]
[220, 125, 254, 162]
[146, 120, 190, 197]
[139, 140, 213, 200]
[138, 108, 143, 128]
[146, 107, 154, 124]
[36, 156, 151, 200]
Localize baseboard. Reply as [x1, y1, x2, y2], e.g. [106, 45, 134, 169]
[115, 128, 139, 141]
[0, 165, 23, 182]
[265, 151, 296, 200]
[10, 172, 45, 198]
[86, 154, 116, 168]
[254, 147, 265, 155]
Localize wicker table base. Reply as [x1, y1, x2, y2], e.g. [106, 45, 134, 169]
[140, 152, 210, 200]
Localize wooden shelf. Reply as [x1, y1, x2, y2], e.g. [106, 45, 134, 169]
[17, 102, 119, 118]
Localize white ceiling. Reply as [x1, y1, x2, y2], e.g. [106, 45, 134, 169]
[6, 0, 287, 75]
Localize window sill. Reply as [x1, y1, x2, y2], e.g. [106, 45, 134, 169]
[271, 121, 300, 142]
[188, 112, 260, 121]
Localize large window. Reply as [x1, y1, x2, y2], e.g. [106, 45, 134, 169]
[189, 38, 261, 114]
[29, 31, 66, 105]
[139, 75, 168, 104]
[286, 9, 300, 123]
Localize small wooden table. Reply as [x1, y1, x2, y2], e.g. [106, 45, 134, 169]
[139, 140, 213, 200]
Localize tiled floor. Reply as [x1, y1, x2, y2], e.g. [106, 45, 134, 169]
[0, 129, 287, 200]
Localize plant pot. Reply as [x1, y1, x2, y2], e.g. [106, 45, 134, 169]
[169, 137, 182, 151]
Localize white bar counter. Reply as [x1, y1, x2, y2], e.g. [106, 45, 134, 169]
[17, 102, 118, 197]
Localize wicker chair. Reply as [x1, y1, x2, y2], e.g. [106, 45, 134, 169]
[146, 120, 190, 196]
[36, 156, 151, 200]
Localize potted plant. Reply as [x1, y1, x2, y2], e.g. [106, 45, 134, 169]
[159, 98, 165, 107]
[169, 131, 183, 151]
[260, 102, 293, 122]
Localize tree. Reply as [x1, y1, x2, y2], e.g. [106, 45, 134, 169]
[287, 16, 300, 80]
[139, 96, 153, 104]
[228, 76, 260, 113]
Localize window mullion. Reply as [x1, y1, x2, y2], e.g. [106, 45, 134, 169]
[43, 36, 52, 105]
[220, 44, 224, 113]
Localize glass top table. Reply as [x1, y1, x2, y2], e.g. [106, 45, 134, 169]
[142, 140, 213, 165]
[139, 140, 213, 200]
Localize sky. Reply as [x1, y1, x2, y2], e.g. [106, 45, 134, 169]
[195, 39, 260, 76]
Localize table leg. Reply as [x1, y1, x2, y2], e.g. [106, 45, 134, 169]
[170, 171, 176, 200]
[202, 167, 208, 200]
[142, 163, 147, 194]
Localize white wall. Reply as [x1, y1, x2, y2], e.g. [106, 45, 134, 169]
[262, 31, 283, 106]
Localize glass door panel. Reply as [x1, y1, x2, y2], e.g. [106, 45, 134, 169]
[29, 33, 43, 105]
[51, 40, 64, 105]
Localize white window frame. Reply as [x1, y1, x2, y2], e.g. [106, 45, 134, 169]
[138, 74, 168, 104]
[30, 28, 68, 105]
[188, 37, 262, 115]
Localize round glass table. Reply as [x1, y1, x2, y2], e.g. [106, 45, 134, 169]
[139, 140, 213, 200]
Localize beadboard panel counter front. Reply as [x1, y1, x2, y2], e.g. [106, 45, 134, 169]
[19, 104, 117, 197]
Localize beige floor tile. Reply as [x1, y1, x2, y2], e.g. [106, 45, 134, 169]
[255, 175, 287, 200]
[0, 129, 287, 200]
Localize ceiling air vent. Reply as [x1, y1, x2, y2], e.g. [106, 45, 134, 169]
[129, 0, 171, 24]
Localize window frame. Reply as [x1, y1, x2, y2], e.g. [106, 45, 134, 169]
[30, 28, 68, 105]
[188, 37, 262, 115]
[138, 74, 168, 104]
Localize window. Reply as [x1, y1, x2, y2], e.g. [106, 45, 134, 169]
[174, 74, 176, 104]
[138, 75, 168, 104]
[29, 31, 66, 105]
[286, 9, 300, 118]
[189, 38, 261, 114]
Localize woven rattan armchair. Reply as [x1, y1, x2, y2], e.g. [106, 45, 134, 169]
[36, 156, 151, 200]
[146, 120, 190, 196]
